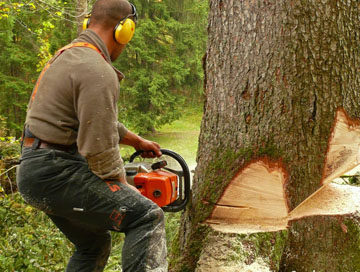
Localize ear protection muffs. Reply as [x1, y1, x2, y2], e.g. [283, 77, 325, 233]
[83, 15, 91, 31]
[83, 3, 137, 45]
[113, 17, 135, 44]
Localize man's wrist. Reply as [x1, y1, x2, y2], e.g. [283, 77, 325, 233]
[120, 130, 144, 150]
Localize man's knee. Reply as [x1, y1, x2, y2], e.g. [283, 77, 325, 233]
[129, 204, 165, 231]
[148, 205, 165, 225]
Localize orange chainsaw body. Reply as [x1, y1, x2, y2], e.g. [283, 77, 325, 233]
[134, 170, 178, 207]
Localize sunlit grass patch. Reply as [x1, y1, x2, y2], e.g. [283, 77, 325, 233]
[120, 106, 203, 168]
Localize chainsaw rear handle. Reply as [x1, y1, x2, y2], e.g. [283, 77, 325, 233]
[129, 150, 157, 161]
[129, 149, 191, 212]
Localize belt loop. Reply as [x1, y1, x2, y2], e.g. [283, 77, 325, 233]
[31, 138, 41, 150]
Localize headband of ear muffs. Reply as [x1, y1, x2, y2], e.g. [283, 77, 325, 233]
[83, 3, 137, 45]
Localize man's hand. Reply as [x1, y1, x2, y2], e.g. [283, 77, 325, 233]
[138, 139, 162, 158]
[120, 130, 162, 158]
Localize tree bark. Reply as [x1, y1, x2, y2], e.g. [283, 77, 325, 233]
[170, 0, 360, 271]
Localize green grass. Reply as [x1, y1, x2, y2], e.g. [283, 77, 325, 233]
[120, 106, 203, 170]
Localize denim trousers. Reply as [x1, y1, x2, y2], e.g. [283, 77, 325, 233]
[17, 147, 168, 272]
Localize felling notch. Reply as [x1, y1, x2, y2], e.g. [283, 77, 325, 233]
[206, 108, 360, 234]
[206, 158, 289, 233]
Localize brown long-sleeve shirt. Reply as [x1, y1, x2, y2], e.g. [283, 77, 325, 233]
[26, 29, 128, 180]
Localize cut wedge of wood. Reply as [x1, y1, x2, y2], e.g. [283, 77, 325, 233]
[322, 109, 360, 184]
[288, 183, 360, 221]
[206, 108, 360, 234]
[206, 158, 289, 234]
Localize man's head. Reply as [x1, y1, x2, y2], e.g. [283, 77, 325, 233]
[87, 0, 137, 60]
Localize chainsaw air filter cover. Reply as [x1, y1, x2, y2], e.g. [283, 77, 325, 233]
[126, 149, 191, 212]
[134, 170, 178, 207]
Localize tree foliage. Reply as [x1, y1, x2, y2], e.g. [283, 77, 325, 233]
[0, 0, 208, 136]
[0, 1, 207, 270]
[114, 0, 208, 133]
[0, 0, 78, 137]
[0, 194, 71, 271]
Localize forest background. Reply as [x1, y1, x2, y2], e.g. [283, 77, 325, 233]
[0, 0, 208, 271]
[0, 0, 207, 136]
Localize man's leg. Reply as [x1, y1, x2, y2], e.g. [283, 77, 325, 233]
[47, 214, 111, 272]
[18, 148, 168, 272]
[71, 180, 168, 272]
[121, 204, 167, 272]
[49, 179, 168, 272]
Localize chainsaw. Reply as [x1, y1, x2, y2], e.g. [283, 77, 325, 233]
[124, 149, 191, 212]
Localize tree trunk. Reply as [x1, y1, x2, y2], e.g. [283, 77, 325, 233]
[170, 0, 360, 271]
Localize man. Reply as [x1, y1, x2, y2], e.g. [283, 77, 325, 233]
[17, 0, 168, 271]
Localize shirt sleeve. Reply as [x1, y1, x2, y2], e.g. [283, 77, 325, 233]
[74, 56, 124, 180]
[86, 147, 126, 180]
[117, 121, 128, 142]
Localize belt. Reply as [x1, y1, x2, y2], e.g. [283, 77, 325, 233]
[23, 137, 76, 153]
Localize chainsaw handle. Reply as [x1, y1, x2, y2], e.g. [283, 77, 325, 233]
[129, 150, 158, 160]
[129, 149, 191, 212]
[129, 150, 154, 162]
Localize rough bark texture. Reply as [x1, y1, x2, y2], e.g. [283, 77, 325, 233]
[280, 215, 360, 271]
[169, 0, 360, 271]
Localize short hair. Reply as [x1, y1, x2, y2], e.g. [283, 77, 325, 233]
[90, 0, 132, 29]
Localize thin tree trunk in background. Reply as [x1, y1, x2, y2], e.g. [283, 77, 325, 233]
[76, 0, 88, 34]
[170, 0, 360, 271]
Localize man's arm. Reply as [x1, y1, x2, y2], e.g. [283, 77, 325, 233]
[117, 130, 161, 192]
[120, 130, 162, 158]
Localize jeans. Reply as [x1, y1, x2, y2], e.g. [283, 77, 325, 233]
[17, 147, 168, 272]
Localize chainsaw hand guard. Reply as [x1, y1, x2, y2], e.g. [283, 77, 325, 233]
[126, 149, 191, 212]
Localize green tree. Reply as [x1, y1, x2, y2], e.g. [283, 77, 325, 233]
[0, 2, 38, 136]
[0, 1, 79, 137]
[0, 0, 208, 136]
[114, 0, 207, 134]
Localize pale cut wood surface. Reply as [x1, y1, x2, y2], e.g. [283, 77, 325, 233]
[288, 183, 360, 220]
[323, 109, 360, 184]
[206, 159, 289, 233]
[207, 109, 360, 234]
[207, 183, 360, 234]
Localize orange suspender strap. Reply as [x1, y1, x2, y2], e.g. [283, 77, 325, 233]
[31, 42, 107, 101]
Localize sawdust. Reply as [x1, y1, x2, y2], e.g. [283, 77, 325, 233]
[208, 221, 288, 235]
[195, 231, 273, 272]
[196, 259, 271, 272]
